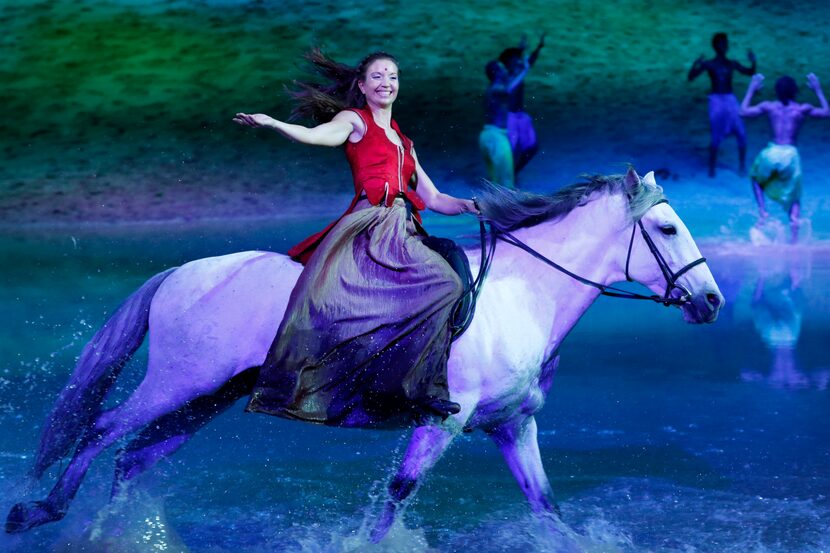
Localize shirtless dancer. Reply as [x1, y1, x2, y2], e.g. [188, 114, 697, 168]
[740, 73, 830, 242]
[688, 32, 756, 176]
[499, 33, 545, 178]
[479, 59, 529, 188]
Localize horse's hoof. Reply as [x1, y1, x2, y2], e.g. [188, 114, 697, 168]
[5, 501, 63, 534]
[419, 398, 461, 420]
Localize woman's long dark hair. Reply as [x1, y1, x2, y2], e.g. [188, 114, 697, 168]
[288, 48, 399, 123]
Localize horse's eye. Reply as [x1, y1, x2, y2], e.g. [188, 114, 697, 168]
[660, 225, 677, 236]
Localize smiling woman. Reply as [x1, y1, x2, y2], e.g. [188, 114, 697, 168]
[233, 49, 479, 427]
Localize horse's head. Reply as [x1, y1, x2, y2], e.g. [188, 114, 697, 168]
[621, 168, 724, 324]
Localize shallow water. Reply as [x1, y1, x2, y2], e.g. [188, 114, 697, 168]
[3, 0, 830, 550]
[1, 220, 829, 553]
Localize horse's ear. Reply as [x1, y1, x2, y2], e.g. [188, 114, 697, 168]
[624, 167, 640, 194]
[643, 171, 657, 187]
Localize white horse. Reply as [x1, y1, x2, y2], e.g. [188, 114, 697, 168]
[6, 168, 723, 544]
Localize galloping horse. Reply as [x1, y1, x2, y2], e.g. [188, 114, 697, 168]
[6, 168, 723, 542]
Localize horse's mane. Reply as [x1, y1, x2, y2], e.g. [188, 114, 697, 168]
[475, 173, 666, 232]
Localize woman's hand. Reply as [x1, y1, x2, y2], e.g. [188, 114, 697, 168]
[233, 113, 277, 129]
[412, 149, 481, 216]
[462, 199, 481, 215]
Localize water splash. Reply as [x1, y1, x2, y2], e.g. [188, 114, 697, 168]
[52, 487, 190, 553]
[749, 218, 812, 246]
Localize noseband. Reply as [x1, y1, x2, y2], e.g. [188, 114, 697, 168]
[471, 199, 707, 308]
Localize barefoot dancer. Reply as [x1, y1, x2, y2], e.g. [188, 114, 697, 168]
[688, 32, 756, 176]
[740, 73, 830, 242]
[234, 50, 477, 425]
[480, 59, 529, 188]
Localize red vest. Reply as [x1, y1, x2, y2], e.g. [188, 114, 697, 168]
[287, 107, 426, 264]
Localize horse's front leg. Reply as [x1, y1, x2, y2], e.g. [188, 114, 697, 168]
[488, 415, 559, 516]
[370, 424, 455, 543]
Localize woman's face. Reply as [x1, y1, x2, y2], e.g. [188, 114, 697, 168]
[358, 58, 399, 108]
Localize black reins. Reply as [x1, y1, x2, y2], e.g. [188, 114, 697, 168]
[463, 199, 707, 315]
[452, 218, 499, 338]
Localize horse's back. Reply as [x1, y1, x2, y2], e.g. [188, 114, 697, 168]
[147, 251, 302, 385]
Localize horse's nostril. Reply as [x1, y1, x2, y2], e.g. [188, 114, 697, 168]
[706, 293, 721, 308]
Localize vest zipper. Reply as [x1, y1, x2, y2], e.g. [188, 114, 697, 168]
[397, 143, 404, 195]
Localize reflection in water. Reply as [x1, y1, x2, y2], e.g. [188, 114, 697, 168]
[742, 249, 829, 390]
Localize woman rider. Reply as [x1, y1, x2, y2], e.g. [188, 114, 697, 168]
[234, 50, 478, 427]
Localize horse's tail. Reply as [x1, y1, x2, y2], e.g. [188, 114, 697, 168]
[32, 267, 177, 478]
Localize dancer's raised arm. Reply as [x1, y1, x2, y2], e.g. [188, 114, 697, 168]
[233, 109, 363, 147]
[527, 33, 545, 67]
[732, 49, 757, 76]
[740, 74, 767, 117]
[804, 73, 830, 118]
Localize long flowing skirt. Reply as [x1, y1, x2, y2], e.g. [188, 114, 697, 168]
[246, 198, 463, 428]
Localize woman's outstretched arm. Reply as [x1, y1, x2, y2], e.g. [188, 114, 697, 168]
[233, 110, 364, 147]
[412, 150, 478, 216]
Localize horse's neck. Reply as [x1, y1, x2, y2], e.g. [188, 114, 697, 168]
[502, 192, 629, 279]
[486, 194, 630, 346]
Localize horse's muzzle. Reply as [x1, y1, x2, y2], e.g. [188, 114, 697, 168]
[683, 289, 724, 324]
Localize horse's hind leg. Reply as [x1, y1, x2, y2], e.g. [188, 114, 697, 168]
[112, 368, 258, 496]
[488, 415, 559, 516]
[370, 425, 455, 543]
[6, 382, 195, 533]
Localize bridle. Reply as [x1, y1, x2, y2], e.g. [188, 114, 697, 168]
[467, 199, 707, 313]
[622, 199, 708, 306]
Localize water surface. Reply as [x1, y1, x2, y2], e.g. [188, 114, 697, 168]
[1, 224, 828, 552]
